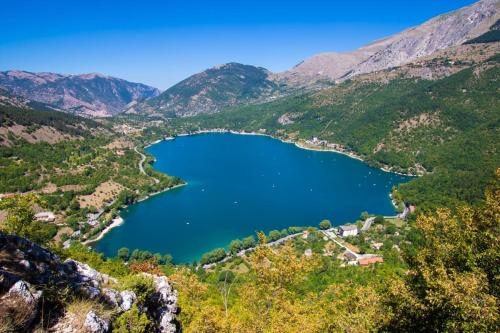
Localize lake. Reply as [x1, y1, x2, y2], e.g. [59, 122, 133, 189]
[95, 133, 412, 263]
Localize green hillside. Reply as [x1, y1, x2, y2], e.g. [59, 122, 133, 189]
[171, 55, 500, 210]
[143, 63, 278, 116]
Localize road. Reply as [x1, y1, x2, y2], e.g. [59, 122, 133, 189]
[134, 147, 160, 184]
[362, 217, 375, 231]
[201, 232, 304, 269]
[321, 229, 359, 259]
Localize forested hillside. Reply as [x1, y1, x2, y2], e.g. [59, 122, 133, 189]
[170, 51, 500, 210]
[140, 63, 278, 117]
[0, 102, 181, 248]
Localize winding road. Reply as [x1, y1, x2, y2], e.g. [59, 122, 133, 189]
[134, 146, 160, 184]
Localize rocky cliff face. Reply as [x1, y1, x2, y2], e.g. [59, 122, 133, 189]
[277, 0, 499, 84]
[0, 233, 179, 332]
[0, 71, 160, 117]
[139, 62, 278, 117]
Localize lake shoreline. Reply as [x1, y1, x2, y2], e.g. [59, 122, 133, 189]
[149, 129, 418, 177]
[86, 182, 187, 246]
[94, 132, 410, 261]
[83, 216, 124, 245]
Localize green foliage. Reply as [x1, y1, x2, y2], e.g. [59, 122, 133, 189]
[117, 247, 130, 261]
[218, 270, 235, 283]
[200, 248, 227, 265]
[113, 304, 151, 333]
[228, 239, 243, 255]
[120, 274, 155, 304]
[0, 194, 56, 245]
[319, 219, 332, 230]
[241, 235, 256, 249]
[268, 229, 281, 242]
[172, 57, 500, 211]
[384, 189, 500, 332]
[0, 104, 100, 137]
[465, 19, 500, 44]
[61, 242, 129, 277]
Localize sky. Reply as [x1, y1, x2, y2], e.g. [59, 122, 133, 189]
[0, 0, 477, 89]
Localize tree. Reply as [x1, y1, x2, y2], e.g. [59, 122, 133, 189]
[268, 230, 281, 242]
[374, 215, 385, 224]
[218, 270, 237, 318]
[385, 224, 397, 235]
[162, 254, 173, 265]
[0, 194, 56, 245]
[384, 189, 499, 332]
[229, 239, 243, 255]
[200, 248, 226, 265]
[360, 211, 370, 220]
[319, 219, 332, 230]
[117, 247, 130, 261]
[114, 304, 150, 333]
[0, 194, 38, 236]
[241, 235, 256, 249]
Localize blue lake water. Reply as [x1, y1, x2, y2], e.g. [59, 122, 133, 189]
[95, 133, 412, 263]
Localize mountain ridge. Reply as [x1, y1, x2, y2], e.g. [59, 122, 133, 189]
[276, 0, 499, 84]
[0, 70, 160, 117]
[137, 62, 279, 117]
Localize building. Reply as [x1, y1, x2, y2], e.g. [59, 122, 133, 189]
[34, 212, 55, 222]
[371, 242, 384, 250]
[339, 225, 358, 237]
[357, 255, 384, 266]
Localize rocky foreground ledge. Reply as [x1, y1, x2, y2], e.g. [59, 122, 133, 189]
[0, 232, 179, 332]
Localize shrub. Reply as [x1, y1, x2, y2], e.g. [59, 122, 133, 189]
[241, 236, 256, 249]
[268, 230, 281, 242]
[229, 239, 243, 254]
[113, 304, 150, 333]
[319, 219, 332, 230]
[120, 275, 155, 305]
[200, 248, 226, 265]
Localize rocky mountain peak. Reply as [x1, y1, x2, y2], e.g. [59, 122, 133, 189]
[277, 0, 499, 84]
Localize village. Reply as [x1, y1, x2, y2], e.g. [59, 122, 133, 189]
[202, 210, 413, 273]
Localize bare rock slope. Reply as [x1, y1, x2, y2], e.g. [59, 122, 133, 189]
[278, 0, 499, 84]
[0, 71, 160, 117]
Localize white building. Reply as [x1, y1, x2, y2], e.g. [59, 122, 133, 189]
[339, 225, 358, 237]
[34, 212, 55, 222]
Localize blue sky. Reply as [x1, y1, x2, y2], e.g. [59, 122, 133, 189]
[0, 0, 477, 89]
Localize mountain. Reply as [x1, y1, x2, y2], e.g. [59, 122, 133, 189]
[172, 42, 500, 209]
[140, 0, 498, 117]
[0, 89, 108, 146]
[277, 0, 499, 84]
[0, 71, 160, 117]
[138, 63, 278, 117]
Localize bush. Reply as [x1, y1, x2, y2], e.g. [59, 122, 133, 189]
[241, 236, 256, 249]
[268, 230, 281, 242]
[120, 275, 155, 304]
[319, 219, 332, 230]
[117, 247, 130, 261]
[229, 239, 243, 254]
[218, 270, 235, 283]
[113, 304, 150, 333]
[200, 248, 226, 265]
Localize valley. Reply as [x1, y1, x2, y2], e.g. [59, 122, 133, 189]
[0, 1, 499, 332]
